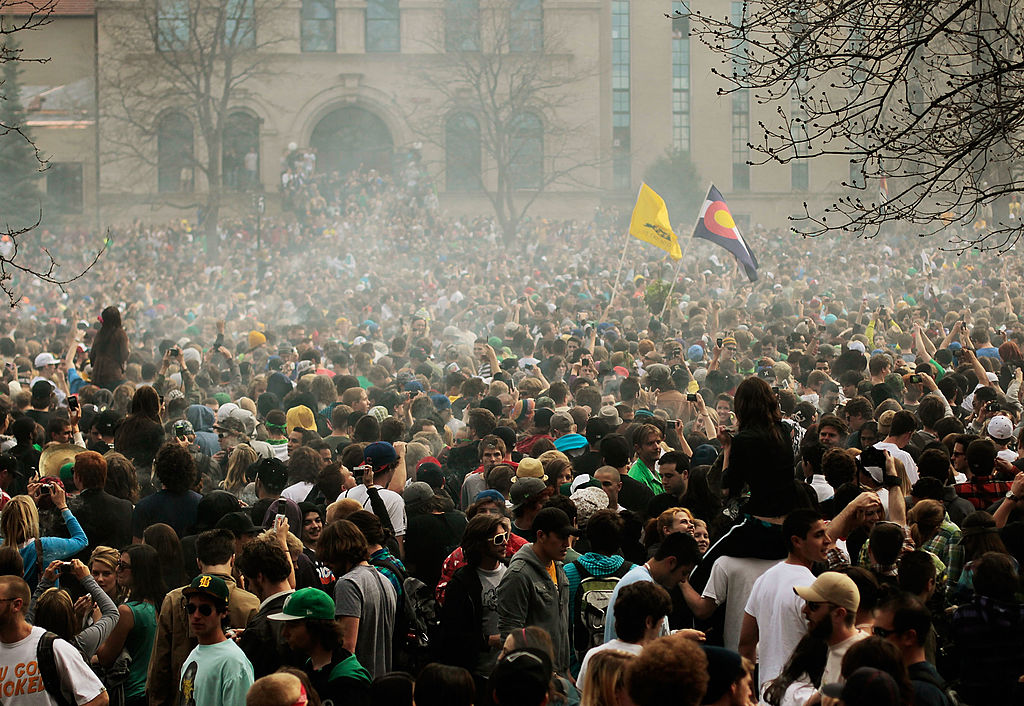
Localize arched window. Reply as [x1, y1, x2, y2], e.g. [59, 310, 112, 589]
[301, 0, 336, 51]
[365, 0, 399, 52]
[157, 112, 194, 193]
[223, 111, 260, 190]
[446, 113, 481, 191]
[509, 0, 541, 52]
[509, 112, 542, 189]
[445, 0, 479, 51]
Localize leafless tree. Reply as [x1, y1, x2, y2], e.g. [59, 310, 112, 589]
[0, 0, 103, 307]
[101, 0, 287, 254]
[407, 0, 600, 241]
[672, 0, 1024, 251]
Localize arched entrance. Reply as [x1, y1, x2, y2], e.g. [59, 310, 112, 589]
[309, 106, 394, 175]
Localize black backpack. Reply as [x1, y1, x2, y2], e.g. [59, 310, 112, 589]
[37, 631, 75, 706]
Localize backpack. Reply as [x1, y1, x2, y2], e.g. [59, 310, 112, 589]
[396, 575, 440, 672]
[571, 560, 633, 658]
[37, 631, 75, 706]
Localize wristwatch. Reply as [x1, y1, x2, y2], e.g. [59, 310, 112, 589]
[883, 475, 901, 488]
[1005, 490, 1021, 503]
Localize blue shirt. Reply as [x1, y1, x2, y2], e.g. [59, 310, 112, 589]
[602, 564, 669, 643]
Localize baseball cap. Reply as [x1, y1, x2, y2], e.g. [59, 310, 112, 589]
[987, 415, 1014, 441]
[509, 477, 547, 509]
[403, 481, 435, 506]
[268, 587, 335, 621]
[214, 417, 246, 437]
[531, 507, 580, 537]
[364, 441, 398, 469]
[172, 419, 195, 437]
[215, 511, 260, 537]
[34, 352, 58, 368]
[255, 457, 289, 491]
[31, 380, 53, 397]
[182, 574, 229, 609]
[847, 341, 866, 353]
[490, 648, 553, 706]
[793, 571, 860, 614]
[550, 412, 574, 434]
[821, 667, 901, 706]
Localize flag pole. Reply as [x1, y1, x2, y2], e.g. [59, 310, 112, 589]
[603, 231, 631, 322]
[658, 251, 685, 321]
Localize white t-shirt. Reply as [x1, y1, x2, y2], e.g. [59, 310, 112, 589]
[0, 625, 106, 705]
[281, 482, 314, 504]
[577, 639, 644, 688]
[821, 631, 869, 686]
[743, 561, 815, 700]
[337, 484, 407, 536]
[874, 442, 919, 485]
[702, 556, 780, 652]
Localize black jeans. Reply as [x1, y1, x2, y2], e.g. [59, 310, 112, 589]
[689, 515, 787, 592]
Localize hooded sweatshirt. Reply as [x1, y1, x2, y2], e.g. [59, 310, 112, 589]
[497, 543, 570, 675]
[187, 404, 219, 457]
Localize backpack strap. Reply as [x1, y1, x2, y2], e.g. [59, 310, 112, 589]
[37, 631, 75, 706]
[365, 486, 395, 534]
[571, 560, 591, 581]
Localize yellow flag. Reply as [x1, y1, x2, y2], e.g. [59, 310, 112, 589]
[629, 183, 681, 260]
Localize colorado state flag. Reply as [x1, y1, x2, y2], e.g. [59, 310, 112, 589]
[629, 183, 682, 260]
[692, 185, 758, 282]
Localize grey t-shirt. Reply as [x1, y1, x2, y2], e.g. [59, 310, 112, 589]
[334, 563, 397, 678]
[476, 564, 508, 674]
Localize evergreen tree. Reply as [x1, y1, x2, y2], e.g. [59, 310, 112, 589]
[643, 149, 703, 228]
[0, 39, 45, 232]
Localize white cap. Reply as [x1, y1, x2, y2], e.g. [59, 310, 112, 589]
[34, 352, 58, 368]
[847, 341, 866, 353]
[987, 415, 1014, 441]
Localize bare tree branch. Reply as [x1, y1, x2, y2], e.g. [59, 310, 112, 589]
[672, 0, 1024, 251]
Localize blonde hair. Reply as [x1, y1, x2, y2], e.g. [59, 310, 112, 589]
[258, 528, 304, 561]
[1, 496, 39, 547]
[90, 545, 120, 571]
[581, 649, 636, 706]
[222, 443, 259, 493]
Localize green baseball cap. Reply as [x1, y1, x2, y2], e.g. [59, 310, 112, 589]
[182, 574, 229, 609]
[268, 588, 335, 621]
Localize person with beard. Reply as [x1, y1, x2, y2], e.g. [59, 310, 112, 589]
[794, 571, 866, 687]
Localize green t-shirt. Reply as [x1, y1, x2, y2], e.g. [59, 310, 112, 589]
[178, 638, 254, 706]
[628, 458, 664, 494]
[125, 600, 157, 698]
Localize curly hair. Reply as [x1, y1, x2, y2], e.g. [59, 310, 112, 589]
[626, 633, 709, 706]
[102, 451, 140, 502]
[153, 442, 196, 493]
[287, 446, 324, 486]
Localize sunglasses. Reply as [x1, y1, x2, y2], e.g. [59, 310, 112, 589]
[805, 601, 837, 612]
[872, 625, 898, 638]
[185, 603, 216, 616]
[491, 532, 509, 546]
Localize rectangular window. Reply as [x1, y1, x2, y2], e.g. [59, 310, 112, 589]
[671, 14, 690, 152]
[47, 163, 84, 214]
[366, 0, 399, 52]
[850, 160, 866, 188]
[611, 0, 630, 190]
[156, 0, 189, 51]
[225, 0, 255, 47]
[732, 90, 749, 191]
[301, 0, 336, 52]
[446, 0, 479, 51]
[510, 0, 542, 52]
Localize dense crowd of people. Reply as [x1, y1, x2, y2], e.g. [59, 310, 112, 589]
[0, 167, 1023, 706]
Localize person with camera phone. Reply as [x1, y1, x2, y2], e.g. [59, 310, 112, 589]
[1, 480, 88, 589]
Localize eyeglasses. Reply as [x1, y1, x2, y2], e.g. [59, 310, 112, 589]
[872, 625, 898, 638]
[491, 532, 509, 545]
[185, 603, 215, 616]
[116, 562, 132, 571]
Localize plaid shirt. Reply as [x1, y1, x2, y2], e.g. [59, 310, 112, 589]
[857, 523, 916, 574]
[920, 517, 961, 569]
[953, 476, 1009, 510]
[370, 547, 407, 602]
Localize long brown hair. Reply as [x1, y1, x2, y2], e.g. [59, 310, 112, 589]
[734, 376, 784, 442]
